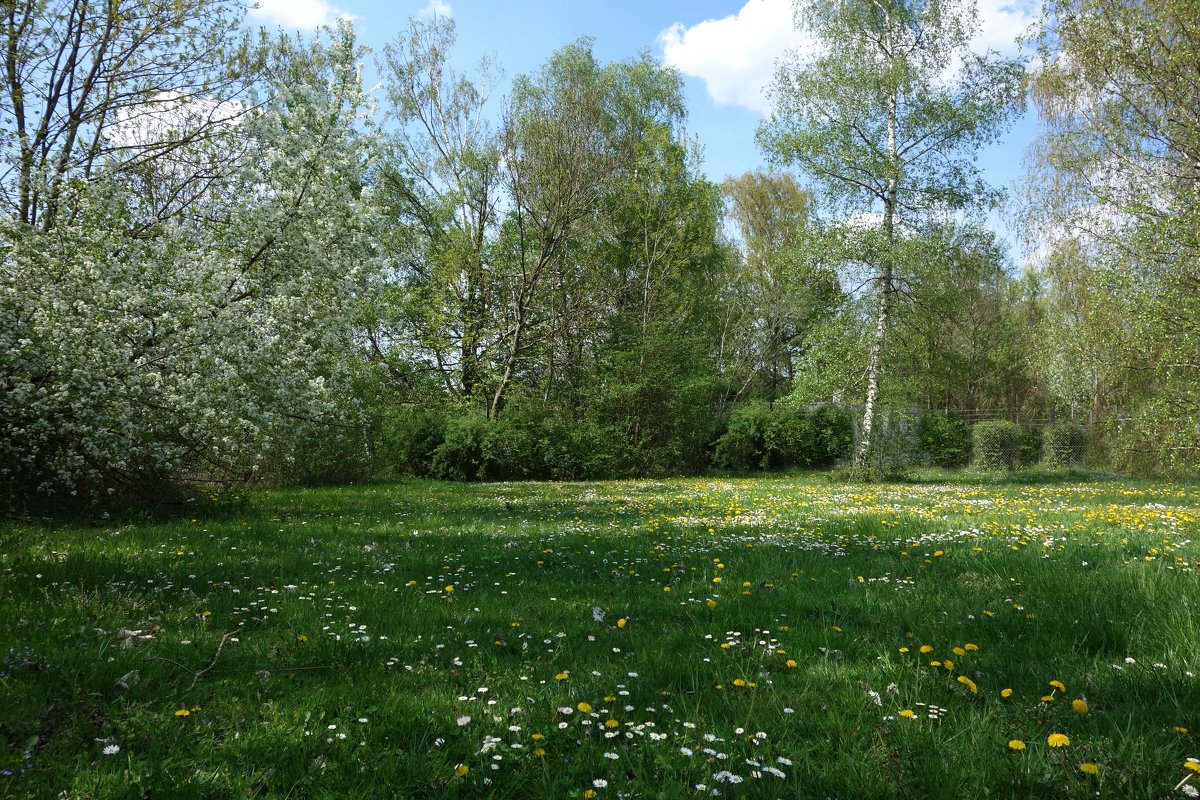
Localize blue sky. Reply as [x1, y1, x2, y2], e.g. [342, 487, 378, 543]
[248, 0, 1041, 252]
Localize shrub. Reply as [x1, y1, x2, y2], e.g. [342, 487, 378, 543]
[430, 412, 489, 481]
[377, 404, 447, 478]
[481, 416, 541, 481]
[1044, 422, 1087, 466]
[764, 407, 816, 468]
[972, 420, 1019, 470]
[1015, 425, 1043, 467]
[809, 406, 854, 467]
[712, 402, 771, 471]
[917, 412, 970, 468]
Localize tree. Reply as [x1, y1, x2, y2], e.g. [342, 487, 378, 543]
[1, 19, 381, 502]
[1025, 0, 1200, 473]
[720, 171, 839, 403]
[758, 0, 1024, 467]
[0, 0, 261, 232]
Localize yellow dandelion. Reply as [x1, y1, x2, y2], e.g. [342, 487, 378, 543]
[555, 672, 569, 681]
[444, 585, 454, 593]
[712, 577, 721, 584]
[296, 634, 308, 643]
[732, 678, 747, 687]
[1079, 763, 1099, 775]
[454, 763, 469, 777]
[920, 645, 934, 654]
[965, 643, 979, 651]
[953, 647, 966, 656]
[174, 709, 190, 717]
[1047, 733, 1070, 748]
[1008, 739, 1026, 751]
[1072, 698, 1089, 714]
[584, 791, 597, 799]
[899, 709, 916, 718]
[577, 702, 592, 713]
[617, 618, 627, 629]
[957, 675, 978, 694]
[1001, 688, 1013, 698]
[1174, 727, 1189, 734]
[1041, 695, 1055, 703]
[899, 647, 910, 653]
[605, 719, 619, 729]
[786, 659, 797, 669]
[707, 599, 718, 608]
[1185, 758, 1200, 774]
[533, 747, 545, 757]
[1049, 680, 1066, 692]
[531, 733, 545, 741]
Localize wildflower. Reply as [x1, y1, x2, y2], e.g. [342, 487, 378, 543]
[1008, 740, 1026, 751]
[732, 679, 746, 687]
[956, 675, 978, 694]
[617, 618, 627, 629]
[898, 647, 909, 653]
[296, 634, 308, 643]
[175, 709, 190, 717]
[555, 672, 569, 681]
[953, 647, 966, 656]
[593, 778, 608, 788]
[1176, 727, 1189, 734]
[1041, 695, 1055, 703]
[1001, 688, 1013, 698]
[584, 791, 598, 799]
[964, 643, 979, 651]
[786, 659, 797, 668]
[454, 763, 469, 777]
[444, 586, 454, 593]
[1183, 785, 1199, 798]
[531, 733, 544, 741]
[1049, 680, 1066, 692]
[603, 752, 619, 760]
[533, 748, 545, 757]
[577, 702, 593, 713]
[457, 716, 472, 726]
[1185, 758, 1200, 774]
[1079, 763, 1099, 775]
[1047, 733, 1070, 748]
[605, 720, 619, 729]
[920, 645, 934, 654]
[707, 599, 718, 608]
[102, 744, 121, 755]
[1072, 698, 1089, 714]
[899, 709, 916, 718]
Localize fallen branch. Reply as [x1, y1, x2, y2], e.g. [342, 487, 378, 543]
[149, 627, 242, 693]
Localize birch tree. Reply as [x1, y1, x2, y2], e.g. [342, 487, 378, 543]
[758, 0, 1023, 467]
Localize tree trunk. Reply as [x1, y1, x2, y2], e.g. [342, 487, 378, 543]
[855, 82, 900, 468]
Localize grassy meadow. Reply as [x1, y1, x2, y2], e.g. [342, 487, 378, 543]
[2, 472, 1200, 798]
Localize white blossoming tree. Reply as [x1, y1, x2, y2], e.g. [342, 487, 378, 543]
[1, 11, 382, 503]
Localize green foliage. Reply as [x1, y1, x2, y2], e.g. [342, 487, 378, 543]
[1016, 425, 1044, 467]
[1044, 422, 1087, 467]
[918, 412, 971, 468]
[712, 402, 772, 471]
[430, 412, 489, 481]
[972, 420, 1020, 470]
[714, 403, 852, 472]
[378, 404, 448, 478]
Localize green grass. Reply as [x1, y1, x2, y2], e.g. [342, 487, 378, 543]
[2, 472, 1200, 798]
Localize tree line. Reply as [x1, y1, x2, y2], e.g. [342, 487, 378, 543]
[1, 0, 1196, 507]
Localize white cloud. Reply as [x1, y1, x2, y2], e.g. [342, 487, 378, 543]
[417, 0, 452, 19]
[661, 0, 1038, 117]
[973, 0, 1038, 56]
[659, 0, 806, 116]
[248, 0, 345, 30]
